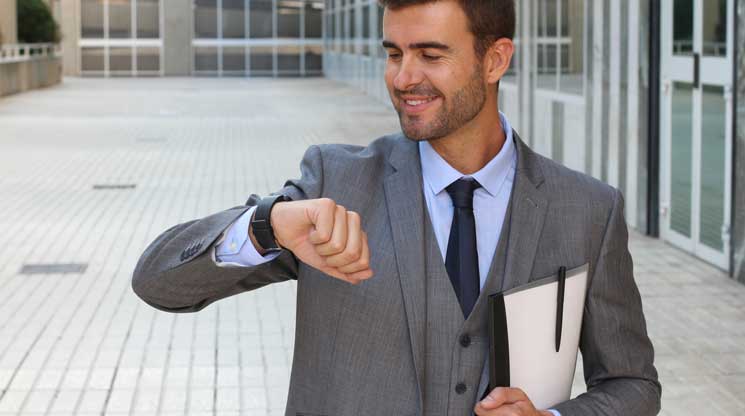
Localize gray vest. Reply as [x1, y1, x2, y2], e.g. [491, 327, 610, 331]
[422, 202, 513, 416]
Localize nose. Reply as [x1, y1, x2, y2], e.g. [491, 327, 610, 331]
[392, 56, 424, 92]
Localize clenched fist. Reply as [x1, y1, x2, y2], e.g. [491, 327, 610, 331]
[250, 198, 374, 284]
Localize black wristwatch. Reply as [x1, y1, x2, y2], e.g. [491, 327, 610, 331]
[251, 194, 291, 252]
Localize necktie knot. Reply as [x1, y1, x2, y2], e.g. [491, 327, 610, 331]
[446, 178, 481, 210]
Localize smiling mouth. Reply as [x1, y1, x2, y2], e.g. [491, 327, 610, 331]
[404, 97, 437, 106]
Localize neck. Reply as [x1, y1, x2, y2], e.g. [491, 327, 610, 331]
[429, 95, 506, 175]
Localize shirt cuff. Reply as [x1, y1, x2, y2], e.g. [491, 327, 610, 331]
[547, 410, 561, 416]
[214, 206, 281, 267]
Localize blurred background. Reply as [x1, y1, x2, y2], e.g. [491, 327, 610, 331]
[1, 0, 744, 415]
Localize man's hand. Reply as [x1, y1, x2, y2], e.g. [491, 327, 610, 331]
[256, 198, 374, 284]
[474, 387, 554, 416]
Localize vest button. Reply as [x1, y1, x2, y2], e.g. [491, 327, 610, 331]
[459, 334, 471, 347]
[455, 382, 467, 394]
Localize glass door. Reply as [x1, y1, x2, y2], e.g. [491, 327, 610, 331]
[660, 0, 733, 270]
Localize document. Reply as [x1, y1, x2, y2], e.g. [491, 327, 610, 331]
[488, 263, 589, 410]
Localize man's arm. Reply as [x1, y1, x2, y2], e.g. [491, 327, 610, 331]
[553, 189, 661, 415]
[131, 145, 325, 313]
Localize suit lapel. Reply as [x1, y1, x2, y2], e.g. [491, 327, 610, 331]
[501, 132, 548, 291]
[382, 135, 427, 408]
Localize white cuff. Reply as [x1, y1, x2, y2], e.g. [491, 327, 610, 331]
[214, 206, 281, 267]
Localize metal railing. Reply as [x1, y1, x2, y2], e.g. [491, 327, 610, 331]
[0, 43, 61, 64]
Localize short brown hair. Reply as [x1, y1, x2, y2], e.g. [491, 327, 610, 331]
[378, 0, 516, 58]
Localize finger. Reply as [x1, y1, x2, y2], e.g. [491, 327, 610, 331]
[308, 198, 336, 244]
[337, 231, 371, 274]
[325, 211, 362, 268]
[474, 402, 525, 416]
[315, 205, 348, 255]
[478, 387, 529, 410]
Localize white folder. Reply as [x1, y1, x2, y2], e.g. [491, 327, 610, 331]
[488, 263, 589, 410]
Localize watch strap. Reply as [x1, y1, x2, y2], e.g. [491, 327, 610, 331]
[251, 194, 290, 251]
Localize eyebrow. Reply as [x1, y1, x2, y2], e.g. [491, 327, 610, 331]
[381, 40, 451, 51]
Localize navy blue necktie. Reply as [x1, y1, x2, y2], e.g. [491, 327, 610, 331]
[445, 178, 481, 318]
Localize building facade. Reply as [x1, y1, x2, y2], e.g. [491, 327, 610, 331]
[50, 0, 745, 281]
[58, 0, 324, 76]
[323, 0, 745, 284]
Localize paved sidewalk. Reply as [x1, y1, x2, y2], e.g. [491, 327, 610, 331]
[0, 78, 743, 416]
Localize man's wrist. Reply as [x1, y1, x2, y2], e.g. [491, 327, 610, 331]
[248, 211, 270, 256]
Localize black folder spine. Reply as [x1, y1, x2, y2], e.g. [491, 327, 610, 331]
[488, 293, 510, 391]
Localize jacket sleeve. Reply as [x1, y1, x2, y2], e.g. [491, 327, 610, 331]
[131, 145, 324, 313]
[553, 189, 662, 415]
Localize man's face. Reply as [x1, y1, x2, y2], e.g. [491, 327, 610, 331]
[382, 1, 488, 141]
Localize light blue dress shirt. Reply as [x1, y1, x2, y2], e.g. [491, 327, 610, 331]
[214, 113, 560, 416]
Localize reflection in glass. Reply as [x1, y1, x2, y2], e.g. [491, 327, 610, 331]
[277, 46, 301, 74]
[703, 0, 727, 57]
[560, 0, 583, 94]
[194, 47, 218, 71]
[81, 47, 105, 71]
[109, 47, 133, 73]
[195, 0, 218, 38]
[305, 45, 323, 74]
[250, 0, 274, 38]
[223, 47, 246, 73]
[109, 0, 132, 39]
[305, 2, 324, 38]
[278, 2, 301, 38]
[671, 82, 693, 237]
[673, 0, 694, 55]
[362, 4, 371, 56]
[700, 85, 726, 250]
[250, 46, 274, 75]
[81, 0, 104, 38]
[137, 47, 160, 72]
[137, 0, 160, 38]
[223, 0, 245, 39]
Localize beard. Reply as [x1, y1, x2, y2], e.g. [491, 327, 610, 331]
[394, 63, 487, 141]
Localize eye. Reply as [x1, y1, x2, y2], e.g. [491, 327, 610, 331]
[387, 52, 402, 60]
[423, 54, 441, 61]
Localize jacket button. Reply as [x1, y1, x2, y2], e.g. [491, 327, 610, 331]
[459, 334, 471, 348]
[455, 382, 467, 394]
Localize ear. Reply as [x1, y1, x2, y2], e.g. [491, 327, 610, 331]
[484, 38, 515, 86]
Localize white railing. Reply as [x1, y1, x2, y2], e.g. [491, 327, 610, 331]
[0, 43, 61, 64]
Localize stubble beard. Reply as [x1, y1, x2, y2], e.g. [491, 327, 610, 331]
[396, 63, 487, 142]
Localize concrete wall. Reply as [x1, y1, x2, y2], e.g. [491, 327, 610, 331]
[163, 0, 193, 75]
[0, 57, 63, 97]
[735, 0, 745, 284]
[0, 0, 18, 45]
[60, 0, 81, 76]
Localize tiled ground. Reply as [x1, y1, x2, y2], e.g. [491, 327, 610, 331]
[0, 78, 743, 416]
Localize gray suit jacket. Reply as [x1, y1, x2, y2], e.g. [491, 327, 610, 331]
[132, 132, 661, 415]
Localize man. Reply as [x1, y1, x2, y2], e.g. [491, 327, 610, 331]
[132, 0, 661, 415]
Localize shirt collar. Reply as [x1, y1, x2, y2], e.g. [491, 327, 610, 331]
[419, 111, 516, 197]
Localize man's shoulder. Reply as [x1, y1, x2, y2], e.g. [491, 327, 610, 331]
[313, 132, 405, 161]
[529, 149, 619, 211]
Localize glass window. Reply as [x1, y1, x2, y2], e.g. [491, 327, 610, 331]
[700, 85, 726, 250]
[250, 0, 274, 38]
[559, 0, 584, 94]
[137, 47, 160, 72]
[137, 0, 160, 38]
[305, 44, 323, 73]
[81, 0, 104, 38]
[223, 47, 246, 73]
[195, 0, 218, 38]
[673, 0, 694, 55]
[278, 2, 301, 38]
[81, 47, 105, 71]
[194, 46, 218, 71]
[305, 1, 324, 38]
[277, 45, 301, 74]
[250, 46, 274, 75]
[350, 6, 356, 52]
[703, 0, 727, 57]
[670, 82, 694, 237]
[223, 0, 245, 38]
[109, 47, 133, 73]
[109, 0, 132, 39]
[361, 4, 370, 56]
